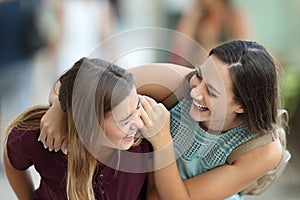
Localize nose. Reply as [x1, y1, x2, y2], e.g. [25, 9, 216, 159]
[190, 88, 204, 100]
[190, 80, 206, 100]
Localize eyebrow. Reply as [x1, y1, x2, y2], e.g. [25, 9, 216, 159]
[195, 66, 202, 77]
[118, 98, 141, 122]
[207, 83, 221, 95]
[196, 67, 221, 95]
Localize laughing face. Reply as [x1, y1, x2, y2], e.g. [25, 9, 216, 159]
[189, 55, 245, 133]
[103, 88, 144, 150]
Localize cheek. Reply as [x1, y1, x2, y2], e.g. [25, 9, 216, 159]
[104, 122, 124, 140]
[105, 129, 125, 146]
[210, 98, 227, 115]
[119, 124, 131, 133]
[214, 98, 237, 116]
[110, 125, 127, 137]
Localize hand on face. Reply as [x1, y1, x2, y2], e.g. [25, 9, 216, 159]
[139, 96, 172, 150]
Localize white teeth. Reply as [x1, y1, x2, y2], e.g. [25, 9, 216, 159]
[193, 99, 208, 110]
[124, 133, 135, 138]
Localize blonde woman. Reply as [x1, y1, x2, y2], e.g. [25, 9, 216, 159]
[3, 57, 153, 200]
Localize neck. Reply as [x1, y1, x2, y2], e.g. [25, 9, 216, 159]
[95, 146, 115, 164]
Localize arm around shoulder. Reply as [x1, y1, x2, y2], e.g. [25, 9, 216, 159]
[129, 63, 193, 102]
[39, 96, 68, 153]
[183, 139, 282, 199]
[152, 139, 282, 200]
[39, 80, 68, 153]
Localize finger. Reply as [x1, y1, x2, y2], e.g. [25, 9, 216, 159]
[140, 105, 151, 126]
[39, 131, 49, 150]
[53, 136, 63, 152]
[61, 139, 68, 155]
[140, 96, 153, 113]
[38, 130, 47, 147]
[144, 96, 164, 114]
[39, 117, 47, 144]
[143, 96, 157, 107]
[156, 103, 168, 112]
[45, 136, 55, 152]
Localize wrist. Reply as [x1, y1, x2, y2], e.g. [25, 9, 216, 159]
[51, 97, 66, 116]
[49, 93, 59, 106]
[152, 134, 173, 151]
[153, 140, 176, 169]
[51, 96, 60, 107]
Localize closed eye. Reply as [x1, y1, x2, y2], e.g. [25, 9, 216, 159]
[194, 68, 219, 98]
[208, 91, 217, 98]
[123, 121, 130, 125]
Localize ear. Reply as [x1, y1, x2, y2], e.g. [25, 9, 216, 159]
[235, 105, 244, 114]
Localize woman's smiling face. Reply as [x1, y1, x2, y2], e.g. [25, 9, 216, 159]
[103, 88, 144, 150]
[189, 55, 244, 132]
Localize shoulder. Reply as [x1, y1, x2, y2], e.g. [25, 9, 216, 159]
[6, 129, 41, 170]
[222, 138, 283, 189]
[235, 138, 282, 172]
[7, 129, 40, 146]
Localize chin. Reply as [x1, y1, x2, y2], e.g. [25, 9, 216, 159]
[119, 142, 134, 151]
[189, 108, 208, 122]
[121, 146, 131, 151]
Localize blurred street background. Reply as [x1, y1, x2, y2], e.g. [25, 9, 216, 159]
[0, 0, 299, 199]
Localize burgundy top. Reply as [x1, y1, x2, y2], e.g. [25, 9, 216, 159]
[7, 129, 152, 200]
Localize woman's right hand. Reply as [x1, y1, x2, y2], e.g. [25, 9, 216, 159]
[140, 96, 172, 150]
[39, 98, 68, 154]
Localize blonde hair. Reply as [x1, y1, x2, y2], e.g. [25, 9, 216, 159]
[60, 57, 139, 200]
[5, 57, 141, 200]
[5, 106, 49, 137]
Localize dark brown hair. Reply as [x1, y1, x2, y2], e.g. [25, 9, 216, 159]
[209, 40, 281, 133]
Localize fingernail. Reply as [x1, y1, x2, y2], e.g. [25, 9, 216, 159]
[54, 149, 59, 152]
[63, 149, 68, 155]
[44, 145, 47, 149]
[37, 137, 40, 141]
[49, 149, 53, 152]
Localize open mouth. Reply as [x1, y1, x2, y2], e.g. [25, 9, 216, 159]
[123, 132, 136, 139]
[193, 99, 209, 111]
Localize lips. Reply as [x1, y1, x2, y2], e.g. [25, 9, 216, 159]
[193, 99, 209, 111]
[123, 132, 136, 139]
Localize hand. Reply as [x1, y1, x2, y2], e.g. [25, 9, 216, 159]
[140, 96, 172, 150]
[39, 98, 68, 154]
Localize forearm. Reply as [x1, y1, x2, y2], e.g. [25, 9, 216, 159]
[162, 140, 283, 200]
[140, 96, 191, 199]
[153, 141, 190, 200]
[129, 63, 192, 102]
[146, 172, 160, 200]
[49, 81, 60, 105]
[3, 148, 34, 200]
